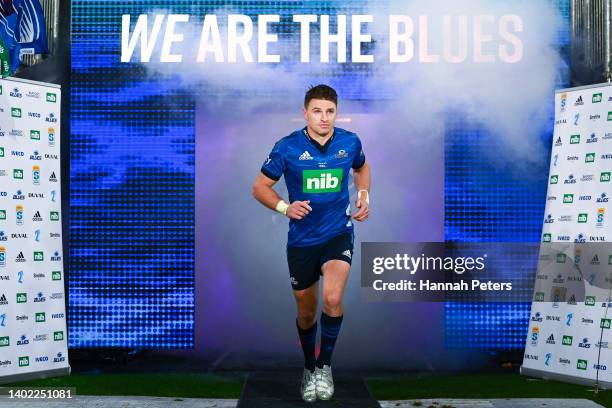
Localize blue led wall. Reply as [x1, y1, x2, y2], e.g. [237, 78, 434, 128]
[443, 0, 571, 349]
[70, 2, 195, 348]
[70, 0, 570, 351]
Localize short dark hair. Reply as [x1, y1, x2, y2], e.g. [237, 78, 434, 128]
[304, 84, 337, 108]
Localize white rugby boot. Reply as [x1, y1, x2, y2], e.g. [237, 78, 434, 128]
[300, 368, 317, 403]
[315, 364, 334, 400]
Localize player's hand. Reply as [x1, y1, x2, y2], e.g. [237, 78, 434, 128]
[286, 200, 312, 220]
[352, 197, 369, 222]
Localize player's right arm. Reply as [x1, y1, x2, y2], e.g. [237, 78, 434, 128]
[252, 173, 312, 220]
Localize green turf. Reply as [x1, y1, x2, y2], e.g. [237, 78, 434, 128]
[367, 372, 612, 407]
[4, 373, 244, 398]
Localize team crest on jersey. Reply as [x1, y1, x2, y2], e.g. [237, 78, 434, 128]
[299, 151, 314, 160]
[335, 149, 348, 159]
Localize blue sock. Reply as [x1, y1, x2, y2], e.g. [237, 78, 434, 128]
[317, 312, 343, 368]
[297, 320, 317, 372]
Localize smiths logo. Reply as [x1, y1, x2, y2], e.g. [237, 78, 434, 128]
[303, 169, 343, 193]
[9, 88, 22, 98]
[46, 93, 57, 103]
[45, 113, 57, 123]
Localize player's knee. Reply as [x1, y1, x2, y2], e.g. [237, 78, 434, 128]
[323, 292, 342, 311]
[297, 309, 317, 326]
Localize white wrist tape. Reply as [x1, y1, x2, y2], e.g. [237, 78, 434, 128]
[275, 200, 289, 216]
[358, 189, 370, 205]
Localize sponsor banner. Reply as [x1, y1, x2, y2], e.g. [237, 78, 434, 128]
[524, 82, 612, 384]
[0, 78, 68, 383]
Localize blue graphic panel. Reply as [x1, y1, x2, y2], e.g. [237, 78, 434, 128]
[70, 1, 195, 348]
[444, 0, 571, 350]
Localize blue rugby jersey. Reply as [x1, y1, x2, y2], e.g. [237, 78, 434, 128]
[261, 127, 366, 247]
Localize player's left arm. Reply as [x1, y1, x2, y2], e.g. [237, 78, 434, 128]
[352, 161, 370, 222]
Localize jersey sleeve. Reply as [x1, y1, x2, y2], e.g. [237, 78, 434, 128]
[352, 136, 366, 169]
[261, 141, 286, 181]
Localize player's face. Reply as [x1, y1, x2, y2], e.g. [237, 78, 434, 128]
[304, 99, 337, 137]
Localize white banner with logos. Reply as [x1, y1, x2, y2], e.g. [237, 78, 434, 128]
[521, 83, 612, 386]
[0, 78, 69, 384]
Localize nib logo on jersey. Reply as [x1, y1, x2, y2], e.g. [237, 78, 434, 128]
[585, 153, 596, 163]
[570, 135, 580, 144]
[33, 292, 46, 303]
[303, 169, 343, 193]
[35, 312, 45, 323]
[578, 213, 588, 223]
[579, 338, 592, 348]
[50, 251, 61, 262]
[18, 356, 29, 367]
[45, 112, 57, 123]
[577, 359, 588, 370]
[563, 194, 574, 204]
[0, 336, 9, 347]
[601, 172, 611, 182]
[550, 175, 558, 184]
[53, 331, 64, 341]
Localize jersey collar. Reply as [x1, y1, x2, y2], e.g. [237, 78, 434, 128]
[303, 127, 335, 155]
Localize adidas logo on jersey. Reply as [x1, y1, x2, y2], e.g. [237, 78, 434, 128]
[342, 250, 352, 259]
[299, 151, 313, 160]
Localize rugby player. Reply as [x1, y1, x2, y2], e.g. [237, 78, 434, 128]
[252, 84, 371, 402]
